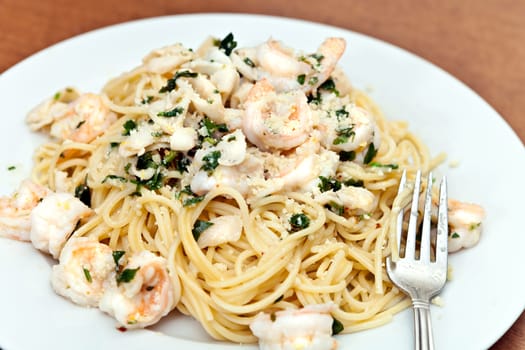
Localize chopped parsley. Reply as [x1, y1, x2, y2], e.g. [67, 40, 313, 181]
[203, 117, 228, 134]
[243, 57, 255, 67]
[131, 171, 164, 191]
[192, 220, 214, 240]
[308, 76, 319, 86]
[326, 202, 344, 216]
[136, 152, 158, 170]
[102, 175, 127, 183]
[74, 181, 91, 207]
[201, 150, 221, 173]
[53, 92, 61, 100]
[157, 106, 184, 117]
[112, 250, 126, 266]
[122, 120, 137, 136]
[183, 195, 205, 207]
[176, 155, 191, 173]
[368, 162, 399, 169]
[124, 163, 131, 174]
[76, 120, 86, 129]
[161, 150, 177, 166]
[333, 126, 355, 145]
[82, 267, 92, 283]
[289, 213, 310, 232]
[343, 178, 364, 187]
[141, 96, 153, 104]
[310, 53, 324, 63]
[110, 142, 120, 148]
[335, 107, 349, 120]
[339, 151, 356, 162]
[215, 32, 237, 55]
[451, 232, 460, 238]
[363, 143, 377, 164]
[297, 74, 306, 85]
[318, 78, 339, 96]
[469, 222, 481, 231]
[318, 176, 342, 193]
[307, 93, 322, 105]
[332, 318, 344, 335]
[7, 165, 16, 171]
[116, 267, 140, 284]
[159, 70, 198, 93]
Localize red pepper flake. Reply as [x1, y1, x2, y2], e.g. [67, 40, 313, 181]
[117, 326, 127, 332]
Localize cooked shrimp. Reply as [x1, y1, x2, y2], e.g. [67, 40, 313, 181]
[196, 215, 243, 248]
[234, 37, 346, 95]
[318, 104, 376, 153]
[26, 87, 80, 131]
[51, 237, 115, 307]
[243, 79, 313, 151]
[315, 186, 376, 213]
[447, 199, 486, 253]
[30, 192, 93, 259]
[99, 250, 176, 328]
[256, 39, 311, 80]
[28, 92, 117, 143]
[0, 180, 52, 241]
[142, 43, 194, 74]
[308, 38, 346, 92]
[249, 303, 338, 350]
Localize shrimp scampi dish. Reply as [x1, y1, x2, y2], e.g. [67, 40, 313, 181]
[0, 33, 485, 349]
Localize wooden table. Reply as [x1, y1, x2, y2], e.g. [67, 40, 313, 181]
[1, 0, 523, 348]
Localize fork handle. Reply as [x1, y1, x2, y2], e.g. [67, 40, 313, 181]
[413, 300, 434, 350]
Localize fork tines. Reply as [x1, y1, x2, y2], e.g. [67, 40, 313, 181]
[396, 170, 448, 264]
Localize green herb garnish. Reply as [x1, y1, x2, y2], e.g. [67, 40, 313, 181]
[76, 120, 86, 129]
[203, 117, 228, 134]
[338, 151, 356, 162]
[319, 78, 339, 95]
[116, 267, 140, 284]
[157, 106, 184, 117]
[335, 107, 349, 120]
[333, 127, 355, 145]
[7, 165, 15, 171]
[112, 250, 125, 266]
[451, 232, 460, 238]
[318, 176, 342, 193]
[308, 76, 319, 85]
[244, 57, 255, 67]
[122, 120, 137, 136]
[363, 143, 377, 164]
[289, 213, 310, 232]
[82, 267, 92, 283]
[297, 74, 306, 85]
[201, 150, 221, 173]
[192, 220, 214, 240]
[326, 202, 344, 216]
[159, 70, 198, 93]
[102, 175, 127, 184]
[343, 178, 364, 187]
[136, 152, 158, 170]
[74, 181, 91, 207]
[216, 32, 237, 55]
[332, 318, 344, 335]
[141, 96, 153, 104]
[183, 195, 205, 207]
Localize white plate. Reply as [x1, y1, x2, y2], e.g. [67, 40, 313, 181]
[0, 13, 524, 350]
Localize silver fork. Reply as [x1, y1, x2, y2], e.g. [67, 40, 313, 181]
[386, 170, 448, 350]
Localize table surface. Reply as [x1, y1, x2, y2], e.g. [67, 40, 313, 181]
[1, 0, 523, 348]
